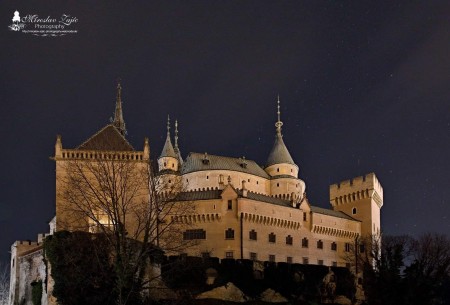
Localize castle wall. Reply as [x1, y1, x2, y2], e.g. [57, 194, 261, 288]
[174, 190, 361, 267]
[182, 170, 270, 194]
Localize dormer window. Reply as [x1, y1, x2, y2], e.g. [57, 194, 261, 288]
[239, 157, 247, 168]
[202, 152, 210, 165]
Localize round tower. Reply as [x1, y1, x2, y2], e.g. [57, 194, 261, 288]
[158, 115, 179, 172]
[265, 96, 306, 200]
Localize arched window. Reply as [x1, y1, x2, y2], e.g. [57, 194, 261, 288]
[352, 207, 357, 215]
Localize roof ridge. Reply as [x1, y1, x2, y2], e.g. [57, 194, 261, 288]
[76, 124, 134, 151]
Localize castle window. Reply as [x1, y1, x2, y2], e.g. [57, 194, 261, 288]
[225, 228, 235, 239]
[352, 207, 357, 215]
[303, 257, 309, 264]
[248, 179, 250, 182]
[249, 229, 257, 241]
[286, 235, 293, 245]
[172, 163, 174, 168]
[257, 181, 259, 185]
[277, 183, 279, 187]
[164, 162, 166, 166]
[302, 238, 309, 248]
[359, 244, 365, 253]
[317, 240, 323, 249]
[345, 243, 351, 252]
[250, 252, 257, 261]
[225, 251, 234, 259]
[287, 256, 293, 264]
[269, 254, 276, 262]
[206, 175, 209, 179]
[318, 260, 324, 265]
[291, 169, 293, 173]
[277, 168, 280, 172]
[183, 229, 206, 240]
[186, 179, 189, 183]
[303, 212, 307, 221]
[168, 179, 171, 184]
[268, 233, 276, 243]
[227, 200, 232, 210]
[331, 242, 337, 251]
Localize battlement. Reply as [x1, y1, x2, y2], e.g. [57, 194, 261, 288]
[14, 240, 41, 247]
[55, 149, 146, 161]
[329, 173, 383, 208]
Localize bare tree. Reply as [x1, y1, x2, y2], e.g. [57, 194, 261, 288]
[0, 262, 9, 305]
[56, 154, 194, 304]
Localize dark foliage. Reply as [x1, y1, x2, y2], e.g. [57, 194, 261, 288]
[31, 281, 42, 305]
[44, 231, 117, 305]
[363, 233, 450, 305]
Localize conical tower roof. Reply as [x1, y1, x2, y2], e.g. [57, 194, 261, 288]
[159, 115, 177, 159]
[266, 96, 295, 167]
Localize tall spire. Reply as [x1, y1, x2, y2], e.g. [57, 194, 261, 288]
[174, 120, 183, 164]
[113, 79, 127, 136]
[159, 115, 177, 159]
[275, 94, 283, 136]
[266, 95, 295, 167]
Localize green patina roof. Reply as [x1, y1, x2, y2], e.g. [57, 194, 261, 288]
[181, 153, 270, 179]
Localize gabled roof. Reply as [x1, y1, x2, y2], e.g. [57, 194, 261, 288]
[77, 124, 134, 151]
[181, 153, 270, 179]
[266, 134, 295, 167]
[310, 206, 360, 221]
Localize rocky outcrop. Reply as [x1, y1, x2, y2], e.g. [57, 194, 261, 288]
[260, 288, 288, 303]
[196, 282, 247, 302]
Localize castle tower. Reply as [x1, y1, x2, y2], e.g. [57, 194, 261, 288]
[329, 173, 383, 239]
[265, 96, 305, 201]
[158, 115, 179, 172]
[113, 80, 127, 136]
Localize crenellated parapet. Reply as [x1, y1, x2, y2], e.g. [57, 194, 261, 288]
[55, 149, 146, 161]
[330, 173, 383, 209]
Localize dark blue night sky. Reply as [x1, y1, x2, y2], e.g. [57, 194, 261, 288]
[1, 1, 449, 263]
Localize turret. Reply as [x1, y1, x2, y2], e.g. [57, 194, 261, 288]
[265, 96, 306, 200]
[158, 115, 179, 171]
[265, 96, 299, 178]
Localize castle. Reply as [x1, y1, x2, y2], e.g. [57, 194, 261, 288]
[9, 83, 383, 305]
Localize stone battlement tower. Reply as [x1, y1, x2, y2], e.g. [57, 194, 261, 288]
[329, 173, 383, 238]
